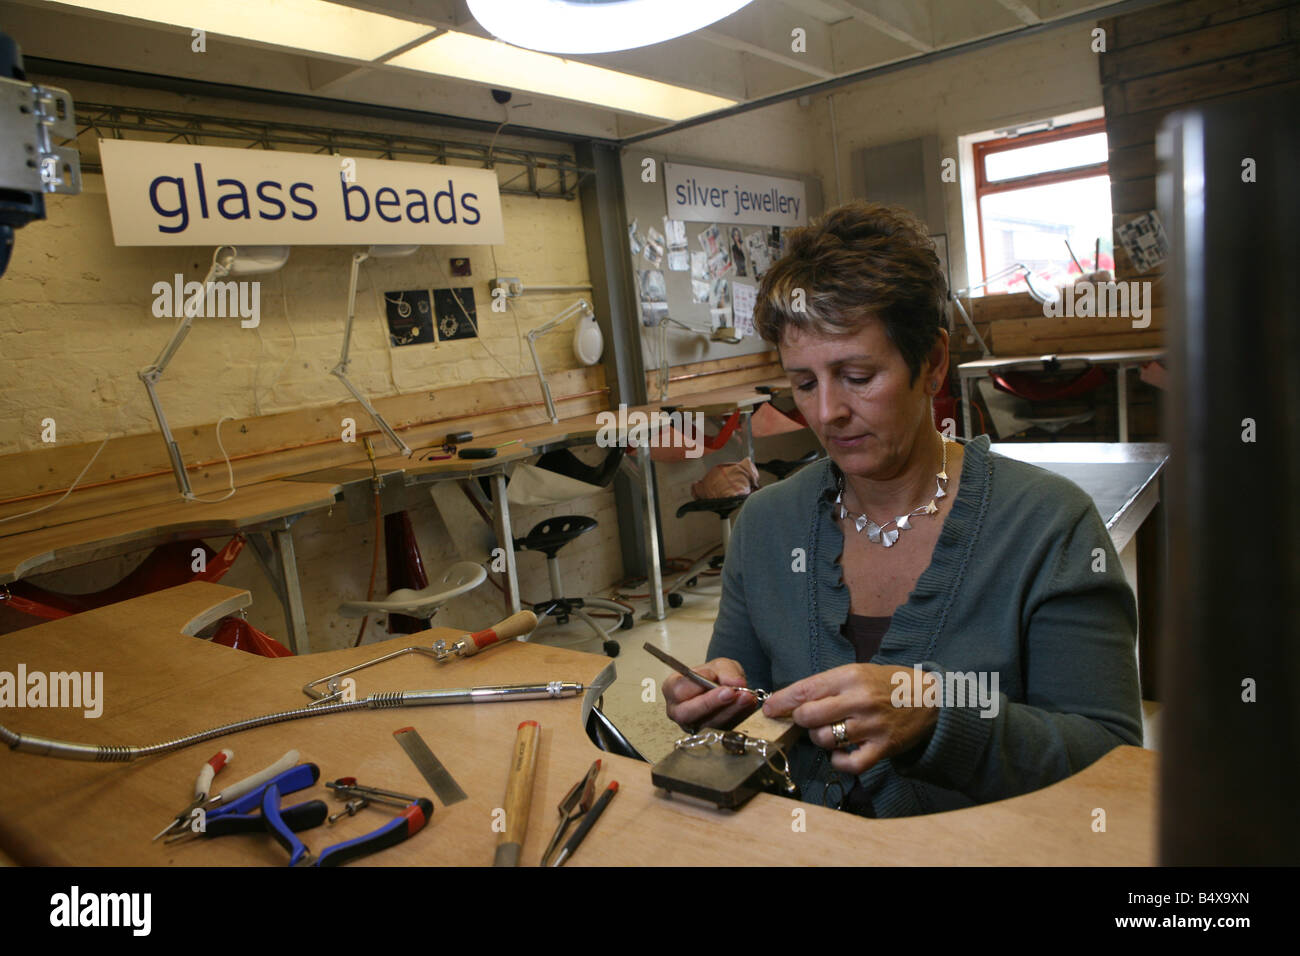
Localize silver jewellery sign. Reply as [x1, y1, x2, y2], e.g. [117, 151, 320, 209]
[665, 161, 807, 228]
[99, 139, 505, 246]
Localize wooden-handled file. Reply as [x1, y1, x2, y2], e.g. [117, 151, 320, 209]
[493, 720, 540, 866]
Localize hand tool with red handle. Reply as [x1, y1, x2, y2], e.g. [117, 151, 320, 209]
[150, 748, 233, 842]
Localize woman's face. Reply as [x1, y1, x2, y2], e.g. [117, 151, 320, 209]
[780, 319, 938, 480]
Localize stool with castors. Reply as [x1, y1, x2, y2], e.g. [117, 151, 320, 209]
[757, 449, 819, 481]
[665, 496, 748, 609]
[514, 515, 633, 657]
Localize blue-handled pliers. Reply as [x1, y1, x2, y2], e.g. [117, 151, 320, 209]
[165, 762, 323, 846]
[261, 782, 434, 867]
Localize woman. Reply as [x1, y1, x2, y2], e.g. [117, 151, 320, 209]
[664, 201, 1142, 816]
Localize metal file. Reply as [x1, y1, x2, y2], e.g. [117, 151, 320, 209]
[393, 726, 467, 806]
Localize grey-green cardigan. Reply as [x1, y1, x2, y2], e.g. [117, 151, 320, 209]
[708, 435, 1143, 816]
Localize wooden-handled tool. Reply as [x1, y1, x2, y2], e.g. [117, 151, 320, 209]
[433, 610, 537, 662]
[494, 720, 540, 867]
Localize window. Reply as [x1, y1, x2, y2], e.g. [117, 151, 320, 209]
[971, 118, 1112, 295]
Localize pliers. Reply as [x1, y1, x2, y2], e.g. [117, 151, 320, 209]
[152, 749, 300, 842]
[151, 749, 234, 841]
[263, 778, 434, 867]
[165, 761, 323, 846]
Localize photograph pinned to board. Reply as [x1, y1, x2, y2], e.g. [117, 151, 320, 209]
[691, 279, 711, 304]
[638, 269, 669, 326]
[665, 217, 690, 271]
[707, 248, 734, 279]
[710, 307, 733, 334]
[708, 276, 730, 309]
[690, 250, 708, 279]
[728, 226, 748, 277]
[628, 218, 643, 257]
[745, 229, 773, 280]
[731, 282, 757, 337]
[433, 288, 478, 341]
[385, 289, 433, 347]
[698, 223, 724, 257]
[769, 226, 786, 259]
[643, 227, 665, 268]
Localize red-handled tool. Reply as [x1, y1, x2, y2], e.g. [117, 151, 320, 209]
[150, 748, 234, 842]
[432, 609, 537, 662]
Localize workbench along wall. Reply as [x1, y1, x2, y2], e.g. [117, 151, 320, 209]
[0, 79, 620, 649]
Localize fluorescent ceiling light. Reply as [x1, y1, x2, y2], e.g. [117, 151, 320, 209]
[39, 0, 433, 61]
[388, 32, 737, 121]
[467, 0, 757, 54]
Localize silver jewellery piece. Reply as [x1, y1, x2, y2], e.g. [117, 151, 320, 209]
[835, 434, 952, 548]
[673, 730, 798, 796]
[831, 720, 849, 745]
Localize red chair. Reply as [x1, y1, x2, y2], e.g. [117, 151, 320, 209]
[0, 535, 293, 657]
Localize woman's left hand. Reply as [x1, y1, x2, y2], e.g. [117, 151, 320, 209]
[762, 664, 940, 775]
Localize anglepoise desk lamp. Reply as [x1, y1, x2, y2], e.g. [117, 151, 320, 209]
[949, 261, 1059, 357]
[332, 244, 419, 457]
[139, 244, 290, 498]
[527, 299, 604, 425]
[656, 315, 742, 401]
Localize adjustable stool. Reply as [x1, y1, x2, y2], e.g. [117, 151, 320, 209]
[665, 495, 748, 609]
[514, 515, 633, 657]
[757, 449, 819, 480]
[338, 560, 487, 628]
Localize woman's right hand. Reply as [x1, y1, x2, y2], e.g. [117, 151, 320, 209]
[663, 657, 760, 731]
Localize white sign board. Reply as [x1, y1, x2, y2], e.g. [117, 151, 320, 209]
[664, 162, 807, 228]
[99, 140, 505, 246]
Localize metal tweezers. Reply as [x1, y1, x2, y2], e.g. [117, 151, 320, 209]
[541, 759, 602, 868]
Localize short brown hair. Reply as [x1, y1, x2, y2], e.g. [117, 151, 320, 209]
[755, 201, 948, 384]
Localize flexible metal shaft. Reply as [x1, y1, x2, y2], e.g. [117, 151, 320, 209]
[0, 682, 582, 762]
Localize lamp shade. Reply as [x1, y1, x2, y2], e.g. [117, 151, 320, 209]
[573, 311, 603, 365]
[223, 245, 290, 275]
[467, 0, 758, 54]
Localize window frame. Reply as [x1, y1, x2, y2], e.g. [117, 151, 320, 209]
[971, 117, 1110, 289]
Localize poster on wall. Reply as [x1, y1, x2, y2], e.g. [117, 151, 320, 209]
[665, 219, 689, 271]
[708, 277, 730, 309]
[745, 230, 773, 280]
[1116, 211, 1170, 273]
[100, 139, 505, 246]
[639, 269, 668, 326]
[643, 227, 665, 267]
[728, 227, 748, 277]
[385, 290, 433, 347]
[433, 288, 477, 341]
[731, 282, 757, 337]
[665, 162, 807, 228]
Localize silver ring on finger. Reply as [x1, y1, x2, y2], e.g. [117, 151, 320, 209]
[831, 720, 849, 747]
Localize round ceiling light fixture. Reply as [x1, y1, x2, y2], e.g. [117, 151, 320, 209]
[466, 0, 758, 55]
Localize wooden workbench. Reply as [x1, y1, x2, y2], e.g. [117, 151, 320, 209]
[0, 583, 1157, 866]
[0, 374, 789, 639]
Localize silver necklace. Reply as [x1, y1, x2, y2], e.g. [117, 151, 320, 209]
[835, 435, 951, 548]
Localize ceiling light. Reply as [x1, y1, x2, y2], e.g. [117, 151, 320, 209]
[39, 0, 433, 61]
[388, 32, 736, 121]
[467, 0, 757, 54]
